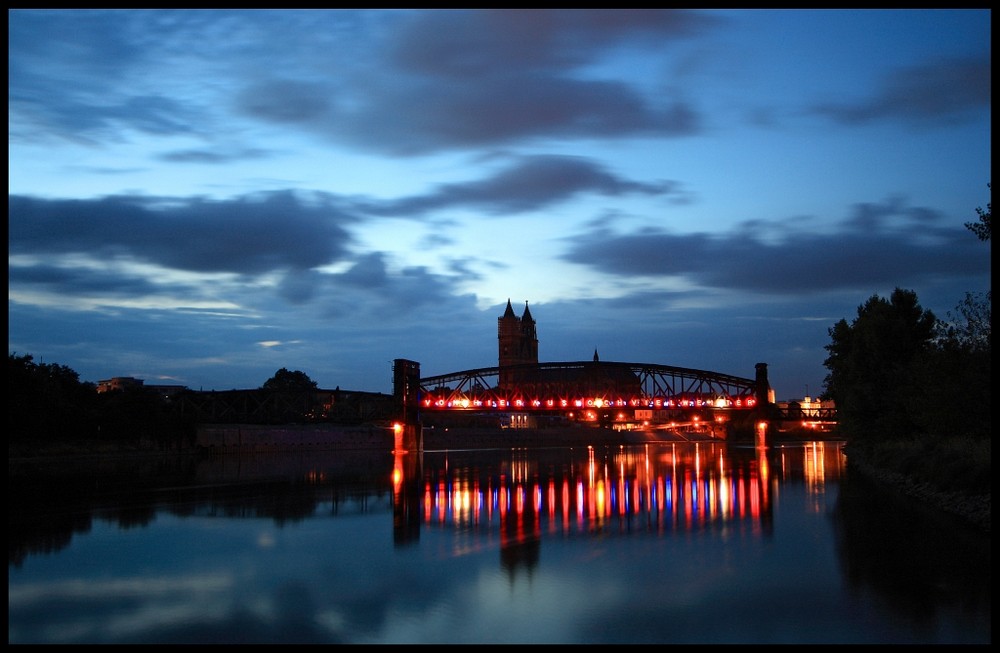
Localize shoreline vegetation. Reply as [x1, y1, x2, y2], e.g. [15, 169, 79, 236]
[842, 437, 990, 535]
[846, 446, 990, 535]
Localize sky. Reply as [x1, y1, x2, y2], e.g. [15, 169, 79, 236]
[8, 9, 991, 401]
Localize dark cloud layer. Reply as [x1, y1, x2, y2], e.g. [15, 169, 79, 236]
[812, 55, 991, 126]
[562, 199, 989, 295]
[11, 190, 987, 311]
[388, 9, 716, 76]
[359, 155, 681, 216]
[9, 192, 354, 274]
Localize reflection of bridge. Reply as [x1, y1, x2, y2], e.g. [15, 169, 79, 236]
[390, 442, 816, 554]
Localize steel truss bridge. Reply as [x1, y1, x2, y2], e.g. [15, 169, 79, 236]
[418, 361, 762, 414]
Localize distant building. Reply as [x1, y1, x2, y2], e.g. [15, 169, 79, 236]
[774, 395, 837, 433]
[96, 376, 145, 393]
[777, 395, 836, 418]
[96, 376, 188, 400]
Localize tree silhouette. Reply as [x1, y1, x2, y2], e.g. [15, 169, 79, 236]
[262, 368, 318, 391]
[8, 352, 99, 442]
[964, 182, 991, 241]
[822, 288, 937, 441]
[824, 189, 991, 445]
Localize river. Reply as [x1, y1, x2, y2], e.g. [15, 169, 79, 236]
[8, 440, 990, 644]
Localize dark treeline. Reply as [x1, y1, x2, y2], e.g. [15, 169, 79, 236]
[8, 353, 198, 454]
[6, 360, 338, 455]
[823, 187, 991, 501]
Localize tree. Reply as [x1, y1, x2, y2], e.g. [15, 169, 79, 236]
[949, 183, 992, 354]
[8, 352, 99, 443]
[262, 368, 318, 391]
[936, 291, 991, 355]
[822, 288, 937, 441]
[824, 189, 992, 442]
[964, 182, 991, 241]
[910, 191, 992, 440]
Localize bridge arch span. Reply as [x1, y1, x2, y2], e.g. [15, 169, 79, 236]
[419, 360, 768, 415]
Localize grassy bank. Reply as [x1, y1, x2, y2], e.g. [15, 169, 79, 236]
[844, 435, 990, 533]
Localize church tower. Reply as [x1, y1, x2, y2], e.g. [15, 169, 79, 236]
[498, 299, 538, 376]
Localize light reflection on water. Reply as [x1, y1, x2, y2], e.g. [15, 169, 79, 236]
[8, 441, 990, 644]
[401, 443, 782, 545]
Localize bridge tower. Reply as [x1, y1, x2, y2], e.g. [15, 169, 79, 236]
[754, 362, 774, 446]
[498, 299, 538, 388]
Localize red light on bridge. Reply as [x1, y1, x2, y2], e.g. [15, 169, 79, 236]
[418, 391, 760, 412]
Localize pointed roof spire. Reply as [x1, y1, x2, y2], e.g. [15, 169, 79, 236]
[502, 298, 516, 318]
[593, 348, 600, 362]
[521, 300, 533, 321]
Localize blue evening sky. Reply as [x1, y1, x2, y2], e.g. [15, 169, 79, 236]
[8, 9, 991, 400]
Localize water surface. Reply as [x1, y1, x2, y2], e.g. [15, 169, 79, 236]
[8, 441, 990, 644]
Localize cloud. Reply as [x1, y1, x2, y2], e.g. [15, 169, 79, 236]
[357, 155, 682, 216]
[9, 191, 356, 275]
[811, 55, 991, 127]
[157, 148, 274, 164]
[229, 10, 710, 155]
[387, 9, 718, 77]
[239, 80, 333, 124]
[560, 198, 990, 295]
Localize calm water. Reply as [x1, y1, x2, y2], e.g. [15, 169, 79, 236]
[9, 441, 990, 644]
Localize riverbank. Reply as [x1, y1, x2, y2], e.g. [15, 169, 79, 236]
[844, 447, 990, 534]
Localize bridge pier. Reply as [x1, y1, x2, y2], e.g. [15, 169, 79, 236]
[393, 359, 423, 452]
[755, 419, 770, 448]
